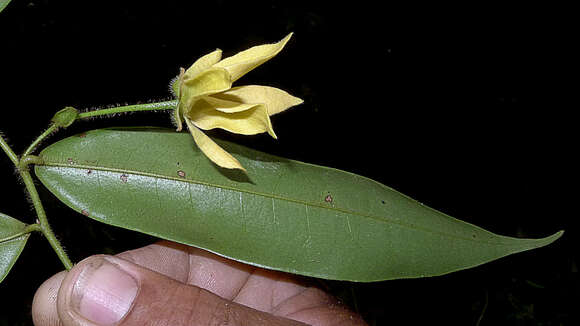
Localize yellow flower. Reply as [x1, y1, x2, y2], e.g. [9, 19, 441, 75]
[175, 33, 303, 171]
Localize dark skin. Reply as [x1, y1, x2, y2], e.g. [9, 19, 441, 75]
[32, 241, 367, 326]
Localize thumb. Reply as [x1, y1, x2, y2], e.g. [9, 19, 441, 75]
[55, 255, 306, 326]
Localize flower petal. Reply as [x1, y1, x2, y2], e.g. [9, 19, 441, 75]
[204, 96, 258, 113]
[187, 98, 277, 138]
[179, 67, 232, 115]
[182, 67, 232, 97]
[185, 117, 245, 171]
[213, 33, 293, 82]
[213, 85, 304, 116]
[183, 49, 223, 80]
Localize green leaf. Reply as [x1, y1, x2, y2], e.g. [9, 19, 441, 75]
[0, 0, 12, 13]
[0, 212, 30, 283]
[34, 128, 563, 282]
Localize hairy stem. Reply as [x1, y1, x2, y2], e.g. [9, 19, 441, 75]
[2, 132, 72, 268]
[78, 100, 177, 119]
[0, 132, 19, 166]
[3, 100, 177, 270]
[22, 124, 59, 157]
[0, 224, 42, 243]
[20, 100, 177, 157]
[19, 156, 73, 270]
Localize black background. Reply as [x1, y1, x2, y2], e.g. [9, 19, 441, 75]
[0, 1, 577, 325]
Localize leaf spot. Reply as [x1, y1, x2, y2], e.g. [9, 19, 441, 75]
[120, 174, 128, 183]
[67, 158, 75, 165]
[86, 169, 92, 175]
[81, 209, 89, 216]
[78, 132, 87, 138]
[177, 170, 186, 178]
[324, 194, 333, 203]
[381, 200, 386, 204]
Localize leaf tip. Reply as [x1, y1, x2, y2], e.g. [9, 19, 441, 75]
[550, 229, 565, 242]
[530, 229, 565, 250]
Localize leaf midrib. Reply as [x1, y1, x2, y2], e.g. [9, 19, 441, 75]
[37, 162, 540, 247]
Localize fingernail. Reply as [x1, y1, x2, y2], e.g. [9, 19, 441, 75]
[71, 257, 138, 325]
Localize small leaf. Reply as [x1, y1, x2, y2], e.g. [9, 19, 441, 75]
[34, 128, 563, 282]
[0, 0, 12, 14]
[0, 212, 30, 283]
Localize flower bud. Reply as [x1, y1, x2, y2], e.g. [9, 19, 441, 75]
[51, 107, 79, 128]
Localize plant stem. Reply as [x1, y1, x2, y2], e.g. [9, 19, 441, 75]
[0, 224, 42, 243]
[475, 289, 489, 326]
[3, 100, 176, 270]
[22, 124, 58, 157]
[19, 160, 73, 270]
[78, 100, 177, 119]
[0, 133, 19, 166]
[2, 134, 71, 268]
[20, 100, 177, 157]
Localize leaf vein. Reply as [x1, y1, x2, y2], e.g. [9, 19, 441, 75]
[37, 162, 545, 246]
